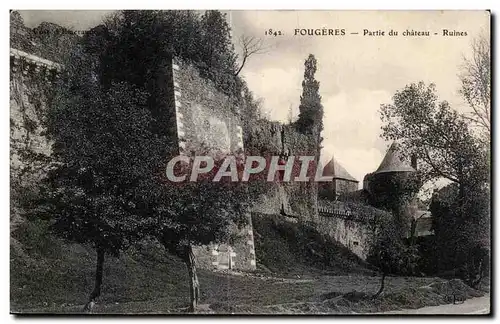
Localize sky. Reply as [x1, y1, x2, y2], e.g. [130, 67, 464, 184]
[18, 10, 490, 186]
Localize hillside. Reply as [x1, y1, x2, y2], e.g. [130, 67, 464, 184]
[11, 214, 372, 313]
[8, 216, 338, 312]
[11, 216, 485, 314]
[251, 213, 373, 276]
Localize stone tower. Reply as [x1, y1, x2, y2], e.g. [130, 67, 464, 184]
[319, 157, 359, 200]
[364, 142, 421, 236]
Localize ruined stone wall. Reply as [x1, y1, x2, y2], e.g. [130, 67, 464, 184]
[317, 200, 390, 260]
[282, 124, 319, 221]
[245, 121, 318, 222]
[10, 48, 61, 226]
[170, 58, 243, 156]
[169, 58, 256, 271]
[316, 214, 374, 260]
[10, 49, 59, 175]
[10, 12, 77, 229]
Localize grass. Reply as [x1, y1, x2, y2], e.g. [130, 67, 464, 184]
[10, 217, 485, 314]
[11, 219, 190, 312]
[251, 213, 373, 276]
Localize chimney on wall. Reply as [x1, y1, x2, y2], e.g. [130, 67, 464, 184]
[411, 154, 418, 170]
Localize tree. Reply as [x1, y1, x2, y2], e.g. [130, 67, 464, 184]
[36, 44, 167, 312]
[297, 54, 324, 142]
[380, 82, 490, 284]
[459, 34, 491, 142]
[380, 82, 489, 197]
[368, 217, 419, 299]
[369, 216, 419, 298]
[61, 10, 266, 312]
[153, 156, 258, 312]
[100, 10, 203, 89]
[430, 183, 490, 286]
[234, 35, 268, 76]
[98, 10, 243, 103]
[199, 10, 241, 96]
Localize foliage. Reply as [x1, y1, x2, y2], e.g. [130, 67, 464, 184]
[459, 33, 490, 142]
[368, 216, 419, 276]
[25, 40, 172, 311]
[297, 54, 324, 141]
[429, 183, 490, 284]
[10, 10, 79, 63]
[368, 171, 422, 236]
[198, 10, 240, 93]
[240, 85, 267, 139]
[94, 10, 241, 99]
[380, 81, 490, 285]
[380, 82, 489, 189]
[37, 47, 165, 257]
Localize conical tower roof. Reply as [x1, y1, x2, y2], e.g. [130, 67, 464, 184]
[375, 142, 415, 174]
[323, 157, 358, 182]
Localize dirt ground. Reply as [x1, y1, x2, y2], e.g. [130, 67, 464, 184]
[10, 219, 486, 315]
[14, 270, 484, 314]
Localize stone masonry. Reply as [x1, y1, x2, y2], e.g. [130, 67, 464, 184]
[169, 57, 256, 271]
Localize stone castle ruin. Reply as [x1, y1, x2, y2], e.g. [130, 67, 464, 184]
[166, 57, 257, 270]
[318, 158, 359, 200]
[316, 143, 433, 260]
[10, 11, 433, 271]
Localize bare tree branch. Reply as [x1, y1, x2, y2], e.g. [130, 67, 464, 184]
[459, 33, 491, 137]
[235, 35, 269, 76]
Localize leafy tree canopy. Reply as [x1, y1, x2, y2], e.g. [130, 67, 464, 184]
[380, 82, 489, 192]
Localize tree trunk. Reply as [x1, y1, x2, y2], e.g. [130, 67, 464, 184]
[83, 247, 105, 313]
[458, 183, 466, 213]
[235, 55, 247, 76]
[372, 272, 386, 299]
[471, 261, 484, 289]
[410, 218, 417, 246]
[184, 244, 200, 312]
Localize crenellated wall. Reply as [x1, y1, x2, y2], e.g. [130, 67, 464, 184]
[10, 49, 61, 171]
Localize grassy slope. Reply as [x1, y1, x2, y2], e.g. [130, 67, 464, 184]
[11, 219, 191, 312]
[251, 213, 373, 276]
[11, 215, 368, 313]
[11, 217, 484, 314]
[12, 217, 367, 313]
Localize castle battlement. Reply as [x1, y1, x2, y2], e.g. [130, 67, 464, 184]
[318, 206, 352, 217]
[10, 48, 62, 77]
